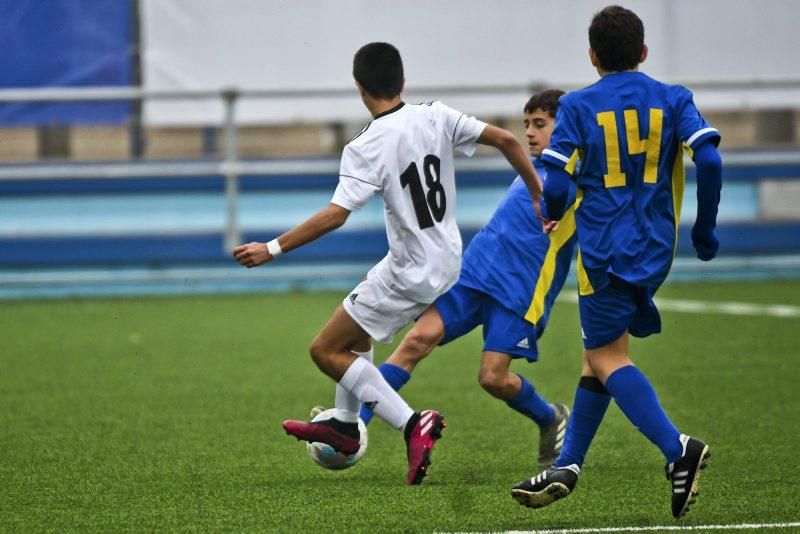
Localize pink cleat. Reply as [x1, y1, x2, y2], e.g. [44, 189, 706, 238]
[404, 410, 446, 485]
[283, 419, 360, 455]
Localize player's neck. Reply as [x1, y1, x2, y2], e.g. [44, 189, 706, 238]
[597, 66, 640, 77]
[365, 96, 403, 118]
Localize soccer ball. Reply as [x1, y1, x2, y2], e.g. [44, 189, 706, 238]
[306, 408, 368, 470]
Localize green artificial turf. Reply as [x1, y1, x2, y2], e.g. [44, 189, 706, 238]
[1, 280, 799, 532]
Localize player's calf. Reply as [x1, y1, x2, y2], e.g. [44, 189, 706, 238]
[392, 330, 437, 368]
[388, 309, 445, 371]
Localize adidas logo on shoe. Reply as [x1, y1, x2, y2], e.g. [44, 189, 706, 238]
[516, 337, 530, 349]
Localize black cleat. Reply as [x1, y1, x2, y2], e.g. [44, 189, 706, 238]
[666, 434, 711, 519]
[511, 464, 580, 509]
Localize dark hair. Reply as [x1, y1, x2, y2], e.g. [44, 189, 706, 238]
[588, 5, 644, 72]
[524, 89, 565, 118]
[352, 42, 404, 100]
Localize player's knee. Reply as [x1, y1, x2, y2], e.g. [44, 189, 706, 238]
[308, 337, 331, 367]
[477, 367, 506, 397]
[585, 350, 632, 383]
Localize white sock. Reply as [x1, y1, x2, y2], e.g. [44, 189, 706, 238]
[338, 356, 414, 431]
[333, 347, 374, 423]
[353, 346, 374, 364]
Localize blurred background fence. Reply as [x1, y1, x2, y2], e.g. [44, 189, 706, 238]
[1, 0, 799, 299]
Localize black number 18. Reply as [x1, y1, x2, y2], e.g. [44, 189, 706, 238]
[399, 155, 446, 230]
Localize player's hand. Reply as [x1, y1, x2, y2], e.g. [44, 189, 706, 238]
[541, 219, 558, 234]
[533, 198, 557, 234]
[233, 242, 272, 268]
[691, 228, 719, 261]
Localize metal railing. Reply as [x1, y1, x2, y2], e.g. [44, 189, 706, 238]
[3, 85, 800, 252]
[0, 85, 549, 251]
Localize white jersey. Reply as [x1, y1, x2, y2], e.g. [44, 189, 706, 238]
[331, 101, 487, 302]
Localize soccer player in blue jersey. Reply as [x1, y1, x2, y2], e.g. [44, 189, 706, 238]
[511, 6, 722, 519]
[355, 90, 577, 469]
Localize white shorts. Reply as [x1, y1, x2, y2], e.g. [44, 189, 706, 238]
[342, 275, 431, 344]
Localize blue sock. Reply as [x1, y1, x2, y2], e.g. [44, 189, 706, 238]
[604, 365, 683, 464]
[359, 363, 410, 425]
[555, 376, 612, 468]
[506, 374, 555, 427]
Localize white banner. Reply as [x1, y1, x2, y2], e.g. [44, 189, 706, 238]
[141, 0, 800, 125]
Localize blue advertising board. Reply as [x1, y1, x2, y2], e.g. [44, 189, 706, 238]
[0, 0, 134, 125]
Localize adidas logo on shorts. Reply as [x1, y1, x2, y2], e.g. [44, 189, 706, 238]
[363, 400, 378, 410]
[516, 337, 530, 349]
[349, 293, 358, 304]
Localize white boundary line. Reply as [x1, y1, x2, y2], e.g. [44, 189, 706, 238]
[654, 298, 800, 318]
[505, 521, 800, 533]
[560, 294, 800, 318]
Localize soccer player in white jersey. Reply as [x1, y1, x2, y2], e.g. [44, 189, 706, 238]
[233, 42, 545, 485]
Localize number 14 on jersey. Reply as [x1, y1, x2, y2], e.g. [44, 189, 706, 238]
[597, 108, 663, 188]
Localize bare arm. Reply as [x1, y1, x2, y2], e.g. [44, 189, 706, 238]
[233, 203, 351, 268]
[477, 124, 543, 202]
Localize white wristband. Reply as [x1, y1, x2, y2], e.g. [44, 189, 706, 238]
[266, 239, 283, 257]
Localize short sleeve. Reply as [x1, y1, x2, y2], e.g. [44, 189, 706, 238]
[330, 145, 380, 212]
[676, 87, 721, 150]
[541, 97, 583, 175]
[437, 102, 487, 157]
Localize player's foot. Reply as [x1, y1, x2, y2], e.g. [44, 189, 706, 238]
[538, 403, 570, 469]
[404, 410, 446, 485]
[309, 405, 326, 418]
[511, 464, 580, 509]
[282, 417, 360, 455]
[666, 434, 710, 519]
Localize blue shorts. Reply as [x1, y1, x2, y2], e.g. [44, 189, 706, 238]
[579, 275, 661, 349]
[432, 281, 539, 362]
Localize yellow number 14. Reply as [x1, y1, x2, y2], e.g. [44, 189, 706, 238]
[596, 108, 663, 188]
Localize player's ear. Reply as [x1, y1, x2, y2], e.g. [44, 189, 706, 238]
[588, 48, 599, 67]
[639, 44, 648, 64]
[355, 80, 366, 97]
[400, 77, 405, 94]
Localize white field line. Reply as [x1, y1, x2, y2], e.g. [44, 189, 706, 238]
[560, 294, 800, 318]
[504, 520, 800, 533]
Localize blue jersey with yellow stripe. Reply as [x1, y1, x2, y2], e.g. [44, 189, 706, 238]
[541, 71, 720, 292]
[459, 158, 577, 336]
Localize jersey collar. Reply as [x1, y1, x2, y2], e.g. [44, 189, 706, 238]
[373, 101, 405, 119]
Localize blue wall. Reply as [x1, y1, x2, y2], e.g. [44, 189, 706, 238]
[0, 0, 134, 125]
[1, 155, 800, 268]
